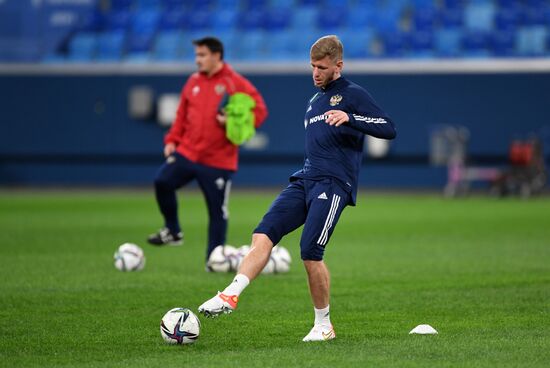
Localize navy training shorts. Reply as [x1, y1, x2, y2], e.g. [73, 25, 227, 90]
[254, 178, 349, 261]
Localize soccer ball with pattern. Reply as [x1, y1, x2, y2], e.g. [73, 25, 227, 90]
[206, 245, 238, 272]
[270, 245, 292, 273]
[236, 245, 292, 274]
[113, 243, 145, 271]
[160, 308, 200, 345]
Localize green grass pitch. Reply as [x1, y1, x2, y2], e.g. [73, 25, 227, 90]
[0, 190, 549, 367]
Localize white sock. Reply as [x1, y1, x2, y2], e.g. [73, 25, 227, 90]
[222, 274, 250, 296]
[314, 305, 331, 326]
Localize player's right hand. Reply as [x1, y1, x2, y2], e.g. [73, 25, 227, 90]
[164, 143, 176, 157]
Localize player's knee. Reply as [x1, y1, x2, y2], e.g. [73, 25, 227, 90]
[154, 176, 175, 191]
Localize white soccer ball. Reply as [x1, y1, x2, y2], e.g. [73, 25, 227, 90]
[271, 245, 292, 273]
[207, 245, 238, 272]
[235, 244, 292, 274]
[235, 245, 251, 270]
[160, 307, 200, 345]
[114, 243, 145, 271]
[261, 256, 276, 274]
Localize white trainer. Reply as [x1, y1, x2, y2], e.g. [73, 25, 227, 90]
[197, 292, 238, 318]
[302, 324, 336, 342]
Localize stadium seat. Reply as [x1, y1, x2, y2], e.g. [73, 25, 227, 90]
[78, 9, 105, 32]
[264, 7, 291, 31]
[464, 2, 496, 32]
[462, 31, 491, 58]
[440, 9, 463, 28]
[340, 30, 374, 59]
[239, 8, 265, 30]
[137, 0, 161, 9]
[317, 7, 347, 31]
[162, 0, 185, 10]
[107, 10, 131, 31]
[187, 0, 214, 11]
[244, 0, 268, 10]
[490, 30, 515, 56]
[267, 30, 298, 60]
[348, 7, 375, 30]
[516, 26, 548, 56]
[380, 31, 409, 58]
[441, 0, 463, 9]
[68, 33, 97, 61]
[408, 31, 435, 58]
[159, 10, 187, 31]
[413, 7, 437, 32]
[372, 6, 403, 34]
[96, 31, 126, 61]
[435, 28, 462, 57]
[153, 31, 184, 60]
[291, 6, 319, 30]
[494, 8, 520, 32]
[127, 32, 155, 53]
[523, 7, 546, 26]
[286, 29, 318, 58]
[236, 31, 266, 61]
[111, 0, 133, 10]
[188, 9, 212, 30]
[269, 0, 294, 8]
[131, 10, 160, 35]
[210, 9, 237, 32]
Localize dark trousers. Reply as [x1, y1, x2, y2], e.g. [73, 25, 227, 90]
[154, 152, 233, 258]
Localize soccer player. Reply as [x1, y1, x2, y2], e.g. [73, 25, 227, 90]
[198, 35, 396, 341]
[147, 37, 268, 261]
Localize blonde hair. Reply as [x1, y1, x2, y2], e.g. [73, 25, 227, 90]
[310, 35, 343, 62]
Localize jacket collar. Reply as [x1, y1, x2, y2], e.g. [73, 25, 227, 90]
[321, 76, 346, 92]
[201, 63, 231, 79]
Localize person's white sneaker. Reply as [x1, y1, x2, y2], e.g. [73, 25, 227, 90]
[302, 324, 336, 342]
[197, 292, 238, 318]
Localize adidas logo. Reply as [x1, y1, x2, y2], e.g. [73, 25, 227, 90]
[317, 192, 328, 200]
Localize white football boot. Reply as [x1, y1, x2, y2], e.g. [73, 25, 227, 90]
[302, 324, 336, 342]
[198, 292, 238, 318]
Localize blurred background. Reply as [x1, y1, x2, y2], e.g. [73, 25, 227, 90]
[1, 0, 549, 195]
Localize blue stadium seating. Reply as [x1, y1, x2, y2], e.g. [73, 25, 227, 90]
[211, 9, 238, 32]
[159, 10, 187, 31]
[491, 30, 515, 56]
[153, 31, 184, 60]
[462, 31, 491, 58]
[188, 9, 212, 30]
[464, 2, 496, 32]
[381, 31, 409, 58]
[340, 29, 374, 59]
[97, 31, 126, 61]
[239, 8, 265, 30]
[106, 10, 131, 31]
[435, 28, 462, 57]
[264, 7, 291, 30]
[111, 0, 133, 11]
[68, 33, 97, 61]
[45, 0, 550, 62]
[409, 31, 435, 58]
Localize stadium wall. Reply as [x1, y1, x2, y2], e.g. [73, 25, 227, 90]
[1, 62, 549, 188]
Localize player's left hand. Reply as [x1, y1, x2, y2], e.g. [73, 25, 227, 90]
[325, 110, 349, 126]
[216, 112, 227, 127]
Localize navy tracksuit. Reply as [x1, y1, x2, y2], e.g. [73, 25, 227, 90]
[255, 76, 396, 261]
[155, 152, 233, 258]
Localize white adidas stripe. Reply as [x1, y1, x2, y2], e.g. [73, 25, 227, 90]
[317, 194, 341, 246]
[317, 195, 338, 245]
[320, 195, 340, 245]
[221, 180, 231, 220]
